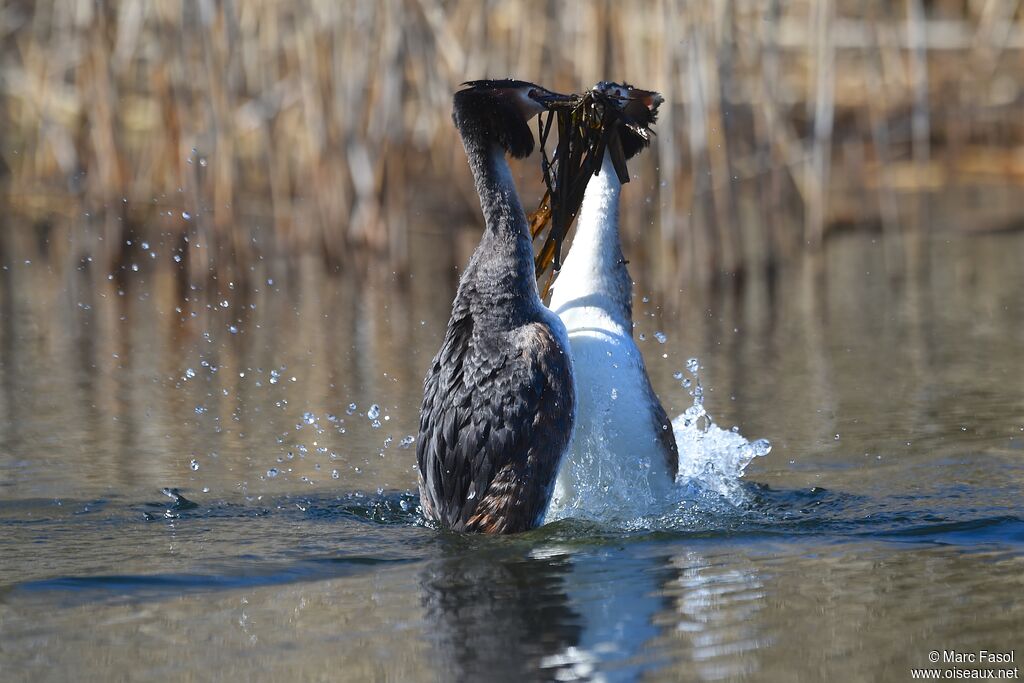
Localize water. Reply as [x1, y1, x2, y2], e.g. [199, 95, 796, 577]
[1, 223, 1023, 681]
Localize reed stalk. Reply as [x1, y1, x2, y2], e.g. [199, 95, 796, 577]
[0, 0, 1021, 289]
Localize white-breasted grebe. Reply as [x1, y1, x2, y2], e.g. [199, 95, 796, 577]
[547, 83, 677, 518]
[417, 80, 575, 534]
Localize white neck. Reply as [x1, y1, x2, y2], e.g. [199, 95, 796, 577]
[548, 151, 633, 332]
[571, 151, 623, 263]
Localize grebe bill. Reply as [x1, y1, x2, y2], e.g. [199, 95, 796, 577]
[417, 80, 576, 534]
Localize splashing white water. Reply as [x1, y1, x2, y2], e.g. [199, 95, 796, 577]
[672, 358, 771, 505]
[546, 357, 770, 525]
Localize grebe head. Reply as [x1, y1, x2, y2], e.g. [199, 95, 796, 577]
[593, 81, 663, 159]
[454, 79, 566, 159]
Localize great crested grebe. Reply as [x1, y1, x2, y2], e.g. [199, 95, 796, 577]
[547, 83, 677, 518]
[417, 79, 575, 534]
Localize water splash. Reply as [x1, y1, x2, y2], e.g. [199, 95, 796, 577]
[672, 359, 771, 504]
[547, 357, 770, 527]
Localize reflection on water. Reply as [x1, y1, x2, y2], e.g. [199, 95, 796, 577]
[667, 550, 767, 681]
[1, 210, 1024, 681]
[419, 540, 583, 681]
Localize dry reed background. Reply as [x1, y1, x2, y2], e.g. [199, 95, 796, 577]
[1, 0, 1023, 289]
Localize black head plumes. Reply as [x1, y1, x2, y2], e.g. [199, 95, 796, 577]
[453, 79, 563, 159]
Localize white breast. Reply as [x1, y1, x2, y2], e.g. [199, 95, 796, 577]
[545, 153, 676, 521]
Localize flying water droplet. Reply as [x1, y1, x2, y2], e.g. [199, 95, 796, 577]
[367, 404, 381, 420]
[399, 435, 415, 449]
[267, 467, 279, 478]
[686, 358, 700, 374]
[654, 331, 667, 344]
[190, 458, 199, 471]
[182, 211, 192, 220]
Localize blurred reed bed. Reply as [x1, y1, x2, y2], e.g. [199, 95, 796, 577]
[1, 0, 1023, 289]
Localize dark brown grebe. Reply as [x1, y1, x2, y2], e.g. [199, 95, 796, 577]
[417, 80, 575, 534]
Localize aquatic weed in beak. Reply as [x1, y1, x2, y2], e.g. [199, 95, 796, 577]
[529, 82, 662, 298]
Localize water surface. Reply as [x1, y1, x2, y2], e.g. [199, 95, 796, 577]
[1, 217, 1023, 681]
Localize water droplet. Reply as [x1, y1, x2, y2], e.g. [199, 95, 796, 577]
[331, 469, 340, 479]
[639, 333, 646, 341]
[752, 439, 772, 456]
[371, 420, 382, 429]
[199, 158, 208, 167]
[654, 331, 667, 344]
[184, 368, 196, 380]
[173, 254, 182, 263]
[399, 435, 415, 449]
[673, 371, 683, 380]
[347, 402, 357, 415]
[610, 388, 618, 400]
[302, 412, 316, 425]
[182, 211, 192, 220]
[267, 467, 279, 478]
[194, 405, 207, 415]
[190, 458, 199, 471]
[220, 300, 229, 308]
[367, 404, 381, 420]
[686, 358, 700, 374]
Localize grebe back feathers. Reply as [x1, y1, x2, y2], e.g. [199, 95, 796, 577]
[417, 80, 575, 534]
